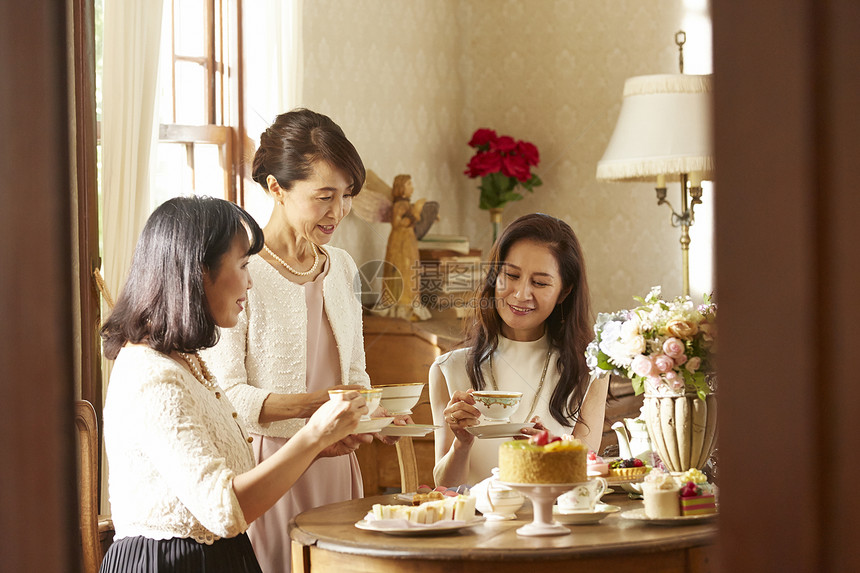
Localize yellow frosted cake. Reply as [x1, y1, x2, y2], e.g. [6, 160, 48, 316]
[498, 433, 587, 484]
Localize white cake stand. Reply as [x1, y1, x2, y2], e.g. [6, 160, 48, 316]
[498, 482, 583, 537]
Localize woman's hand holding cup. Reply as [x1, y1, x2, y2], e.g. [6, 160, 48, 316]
[443, 390, 480, 445]
[306, 390, 365, 448]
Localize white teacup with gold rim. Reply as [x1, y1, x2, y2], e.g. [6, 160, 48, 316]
[377, 382, 425, 415]
[328, 388, 380, 421]
[357, 388, 383, 420]
[471, 390, 523, 422]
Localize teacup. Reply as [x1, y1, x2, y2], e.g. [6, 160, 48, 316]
[358, 388, 383, 420]
[557, 477, 608, 513]
[377, 382, 425, 415]
[471, 391, 523, 422]
[328, 388, 381, 421]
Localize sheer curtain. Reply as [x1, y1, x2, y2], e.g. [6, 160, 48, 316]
[101, 0, 164, 304]
[100, 0, 165, 510]
[242, 0, 303, 226]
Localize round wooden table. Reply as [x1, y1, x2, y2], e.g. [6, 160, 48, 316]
[289, 491, 718, 572]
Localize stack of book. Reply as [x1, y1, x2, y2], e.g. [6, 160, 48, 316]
[417, 235, 482, 317]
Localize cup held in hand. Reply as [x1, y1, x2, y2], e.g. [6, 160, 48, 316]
[377, 382, 425, 415]
[358, 387, 383, 420]
[471, 390, 523, 422]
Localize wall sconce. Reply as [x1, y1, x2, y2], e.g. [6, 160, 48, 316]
[596, 32, 714, 296]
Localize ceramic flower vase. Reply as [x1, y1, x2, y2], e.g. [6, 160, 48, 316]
[643, 392, 717, 472]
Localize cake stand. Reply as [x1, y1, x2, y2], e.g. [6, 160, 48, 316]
[498, 482, 583, 536]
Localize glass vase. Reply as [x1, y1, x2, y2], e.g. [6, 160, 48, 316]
[489, 208, 504, 244]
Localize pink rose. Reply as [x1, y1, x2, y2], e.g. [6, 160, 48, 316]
[468, 128, 498, 148]
[464, 151, 502, 177]
[662, 337, 685, 359]
[665, 371, 685, 391]
[685, 356, 702, 373]
[654, 354, 675, 373]
[631, 355, 656, 378]
[517, 140, 540, 166]
[646, 376, 662, 392]
[490, 135, 517, 153]
[674, 353, 688, 367]
[501, 154, 531, 182]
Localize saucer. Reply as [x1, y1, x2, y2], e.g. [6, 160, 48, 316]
[619, 508, 717, 525]
[355, 516, 485, 536]
[465, 422, 535, 439]
[379, 423, 439, 437]
[552, 503, 621, 524]
[354, 417, 394, 434]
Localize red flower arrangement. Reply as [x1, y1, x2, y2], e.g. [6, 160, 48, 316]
[464, 128, 542, 210]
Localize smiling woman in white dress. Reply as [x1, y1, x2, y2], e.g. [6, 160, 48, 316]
[430, 213, 609, 487]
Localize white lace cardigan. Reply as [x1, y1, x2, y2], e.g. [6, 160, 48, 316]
[201, 246, 371, 438]
[103, 345, 254, 544]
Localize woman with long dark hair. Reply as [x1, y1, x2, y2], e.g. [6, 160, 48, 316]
[429, 213, 609, 486]
[99, 196, 365, 572]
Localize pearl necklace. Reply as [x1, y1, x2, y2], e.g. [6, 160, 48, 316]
[489, 347, 552, 423]
[178, 351, 218, 390]
[263, 242, 320, 276]
[178, 351, 255, 446]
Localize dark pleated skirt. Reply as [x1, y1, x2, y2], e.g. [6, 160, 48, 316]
[99, 533, 263, 573]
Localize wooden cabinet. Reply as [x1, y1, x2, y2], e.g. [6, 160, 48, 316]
[357, 314, 452, 494]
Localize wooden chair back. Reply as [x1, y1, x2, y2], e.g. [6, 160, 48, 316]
[75, 400, 102, 573]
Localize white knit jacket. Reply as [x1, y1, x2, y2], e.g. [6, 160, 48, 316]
[202, 246, 371, 438]
[103, 346, 254, 544]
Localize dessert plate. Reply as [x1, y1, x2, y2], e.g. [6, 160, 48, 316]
[620, 508, 717, 525]
[465, 422, 535, 439]
[354, 417, 394, 434]
[355, 516, 485, 536]
[379, 423, 439, 437]
[552, 503, 621, 525]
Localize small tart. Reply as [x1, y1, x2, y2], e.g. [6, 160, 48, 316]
[608, 466, 650, 478]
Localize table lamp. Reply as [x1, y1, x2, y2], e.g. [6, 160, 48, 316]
[596, 31, 714, 296]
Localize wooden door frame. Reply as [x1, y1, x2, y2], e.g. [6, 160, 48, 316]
[0, 1, 78, 570]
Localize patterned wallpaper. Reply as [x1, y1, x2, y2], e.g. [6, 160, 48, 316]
[302, 0, 699, 313]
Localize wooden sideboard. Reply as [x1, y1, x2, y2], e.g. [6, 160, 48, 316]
[357, 314, 456, 494]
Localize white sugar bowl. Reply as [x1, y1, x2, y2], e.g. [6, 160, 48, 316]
[472, 468, 525, 520]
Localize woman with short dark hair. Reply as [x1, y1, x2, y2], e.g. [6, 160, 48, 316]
[430, 213, 609, 487]
[100, 196, 366, 572]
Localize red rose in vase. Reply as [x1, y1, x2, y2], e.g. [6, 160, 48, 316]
[464, 128, 542, 211]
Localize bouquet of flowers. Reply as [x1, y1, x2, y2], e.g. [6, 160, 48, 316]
[585, 287, 716, 400]
[464, 128, 542, 210]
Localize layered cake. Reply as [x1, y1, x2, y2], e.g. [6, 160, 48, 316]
[498, 431, 587, 484]
[642, 470, 681, 518]
[679, 481, 717, 516]
[371, 495, 476, 524]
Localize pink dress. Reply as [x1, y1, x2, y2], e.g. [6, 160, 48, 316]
[247, 258, 364, 573]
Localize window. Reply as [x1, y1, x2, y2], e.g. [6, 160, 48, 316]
[153, 0, 244, 208]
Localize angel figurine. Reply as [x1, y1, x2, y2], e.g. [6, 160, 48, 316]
[353, 171, 439, 320]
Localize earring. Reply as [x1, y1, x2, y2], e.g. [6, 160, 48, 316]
[558, 304, 565, 326]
